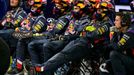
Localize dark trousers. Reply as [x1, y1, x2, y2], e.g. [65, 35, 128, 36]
[110, 51, 134, 75]
[42, 38, 90, 73]
[28, 39, 50, 64]
[29, 39, 70, 75]
[16, 37, 46, 62]
[43, 40, 69, 62]
[16, 38, 31, 61]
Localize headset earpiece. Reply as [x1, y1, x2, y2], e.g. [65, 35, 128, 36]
[121, 14, 131, 27]
[121, 16, 127, 26]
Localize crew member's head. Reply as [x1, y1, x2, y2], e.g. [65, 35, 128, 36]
[10, 0, 20, 8]
[94, 1, 114, 21]
[71, 1, 86, 19]
[114, 12, 131, 32]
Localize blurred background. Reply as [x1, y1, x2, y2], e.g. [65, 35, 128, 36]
[0, 0, 133, 20]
